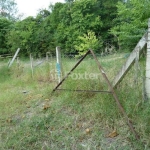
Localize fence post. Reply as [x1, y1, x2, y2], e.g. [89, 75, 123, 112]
[56, 47, 63, 83]
[17, 57, 20, 72]
[8, 48, 20, 68]
[30, 54, 34, 78]
[46, 52, 52, 62]
[146, 19, 150, 99]
[134, 47, 140, 85]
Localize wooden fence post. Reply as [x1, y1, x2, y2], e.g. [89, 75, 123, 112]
[134, 47, 140, 85]
[56, 47, 63, 83]
[146, 19, 150, 99]
[46, 52, 52, 81]
[8, 48, 20, 68]
[30, 54, 34, 78]
[17, 57, 20, 73]
[112, 33, 147, 88]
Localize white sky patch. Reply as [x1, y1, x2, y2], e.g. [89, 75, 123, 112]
[15, 0, 65, 18]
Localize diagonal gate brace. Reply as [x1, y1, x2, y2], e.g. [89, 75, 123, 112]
[52, 49, 140, 140]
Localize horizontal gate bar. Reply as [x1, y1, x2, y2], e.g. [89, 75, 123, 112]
[56, 89, 112, 93]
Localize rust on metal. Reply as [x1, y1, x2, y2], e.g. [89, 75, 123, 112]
[56, 89, 112, 93]
[52, 50, 90, 92]
[52, 49, 140, 141]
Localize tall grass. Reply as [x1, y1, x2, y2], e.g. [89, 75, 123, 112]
[0, 54, 150, 150]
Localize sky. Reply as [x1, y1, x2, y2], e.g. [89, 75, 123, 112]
[15, 0, 65, 18]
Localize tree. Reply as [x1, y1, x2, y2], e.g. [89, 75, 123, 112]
[74, 31, 102, 56]
[4, 0, 128, 56]
[0, 17, 11, 54]
[0, 0, 18, 20]
[59, 0, 119, 52]
[6, 9, 54, 56]
[110, 0, 150, 51]
[49, 0, 102, 54]
[96, 0, 120, 46]
[33, 9, 54, 55]
[0, 0, 18, 54]
[6, 16, 37, 55]
[48, 2, 68, 50]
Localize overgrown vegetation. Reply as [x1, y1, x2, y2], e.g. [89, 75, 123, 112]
[1, 0, 150, 56]
[0, 54, 150, 149]
[0, 0, 150, 149]
[74, 31, 101, 56]
[110, 0, 150, 51]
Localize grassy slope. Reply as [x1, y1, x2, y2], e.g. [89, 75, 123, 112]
[0, 54, 150, 150]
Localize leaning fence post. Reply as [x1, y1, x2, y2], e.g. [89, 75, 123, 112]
[8, 48, 20, 68]
[146, 19, 150, 99]
[56, 47, 63, 83]
[46, 52, 50, 61]
[30, 54, 34, 78]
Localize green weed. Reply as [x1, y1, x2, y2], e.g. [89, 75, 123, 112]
[0, 54, 149, 149]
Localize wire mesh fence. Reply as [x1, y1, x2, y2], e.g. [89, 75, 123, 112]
[0, 51, 146, 96]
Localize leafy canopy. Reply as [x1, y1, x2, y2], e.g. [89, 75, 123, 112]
[110, 0, 150, 51]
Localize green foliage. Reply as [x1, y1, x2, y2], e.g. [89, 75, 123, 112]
[32, 10, 54, 55]
[0, 17, 11, 54]
[6, 10, 55, 56]
[49, 0, 103, 54]
[6, 16, 37, 55]
[0, 0, 120, 55]
[75, 31, 102, 56]
[110, 0, 150, 51]
[97, 0, 120, 44]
